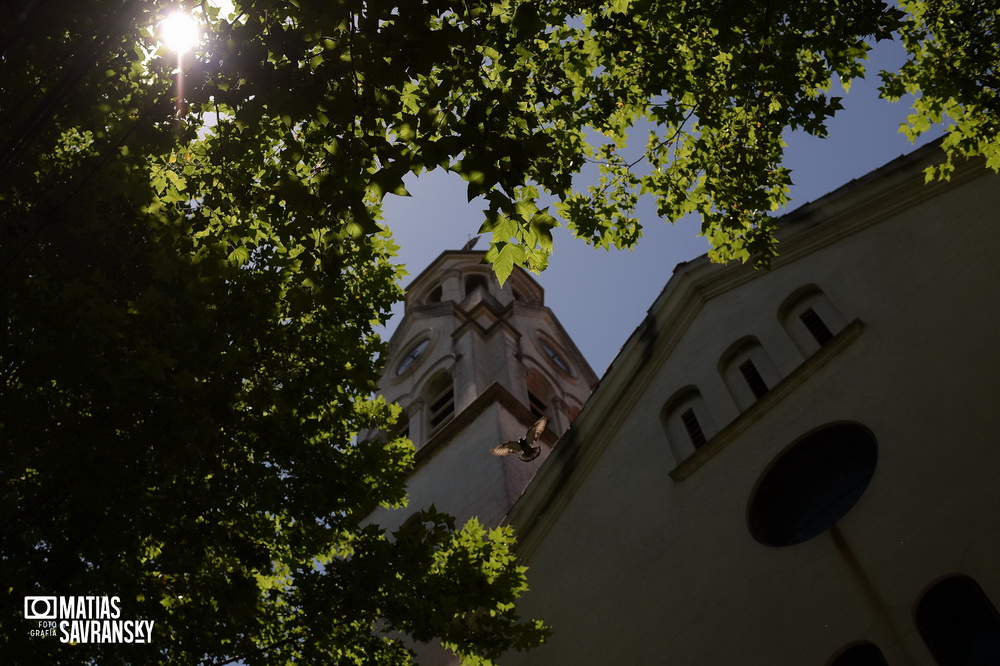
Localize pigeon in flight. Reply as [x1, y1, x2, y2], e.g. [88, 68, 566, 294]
[490, 416, 547, 462]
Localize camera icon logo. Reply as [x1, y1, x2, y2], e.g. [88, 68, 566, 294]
[24, 596, 57, 620]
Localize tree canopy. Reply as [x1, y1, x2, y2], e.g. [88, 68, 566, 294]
[1, 0, 997, 663]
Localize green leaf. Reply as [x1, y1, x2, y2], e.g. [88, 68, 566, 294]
[369, 168, 411, 198]
[228, 246, 250, 266]
[491, 242, 525, 285]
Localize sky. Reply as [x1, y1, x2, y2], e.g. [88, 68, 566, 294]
[379, 40, 944, 377]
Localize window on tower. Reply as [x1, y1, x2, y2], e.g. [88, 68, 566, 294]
[464, 273, 489, 298]
[526, 370, 554, 423]
[426, 373, 455, 434]
[538, 336, 572, 375]
[528, 391, 548, 421]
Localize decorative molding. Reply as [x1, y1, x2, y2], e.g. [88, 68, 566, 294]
[413, 382, 556, 471]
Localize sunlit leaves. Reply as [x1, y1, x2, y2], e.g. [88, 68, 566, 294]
[1, 0, 541, 663]
[482, 0, 906, 267]
[4, 0, 998, 661]
[881, 0, 1000, 181]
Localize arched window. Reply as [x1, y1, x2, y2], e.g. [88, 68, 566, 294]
[778, 285, 848, 357]
[828, 641, 888, 666]
[537, 336, 573, 376]
[718, 337, 780, 411]
[464, 273, 489, 298]
[426, 284, 443, 304]
[661, 387, 714, 459]
[425, 372, 455, 435]
[748, 423, 877, 546]
[526, 369, 554, 423]
[916, 575, 1000, 666]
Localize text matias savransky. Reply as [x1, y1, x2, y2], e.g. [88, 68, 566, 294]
[24, 595, 154, 644]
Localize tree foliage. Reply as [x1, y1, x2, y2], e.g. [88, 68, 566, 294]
[480, 0, 997, 270]
[1, 0, 997, 663]
[882, 0, 1000, 179]
[1, 0, 546, 662]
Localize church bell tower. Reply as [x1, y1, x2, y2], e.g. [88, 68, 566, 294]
[368, 247, 597, 531]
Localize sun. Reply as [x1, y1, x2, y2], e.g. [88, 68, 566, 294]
[160, 12, 200, 54]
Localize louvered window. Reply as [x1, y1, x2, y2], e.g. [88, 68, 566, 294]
[428, 385, 454, 431]
[739, 359, 769, 400]
[528, 391, 547, 421]
[800, 307, 834, 346]
[680, 408, 707, 449]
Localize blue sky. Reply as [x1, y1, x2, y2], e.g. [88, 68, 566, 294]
[380, 39, 943, 376]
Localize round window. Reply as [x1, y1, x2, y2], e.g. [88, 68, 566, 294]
[748, 424, 877, 547]
[395, 338, 429, 376]
[539, 338, 571, 374]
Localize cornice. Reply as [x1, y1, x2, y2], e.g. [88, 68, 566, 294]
[412, 382, 556, 471]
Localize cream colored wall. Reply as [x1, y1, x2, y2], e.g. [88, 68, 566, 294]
[369, 405, 514, 532]
[504, 155, 1000, 665]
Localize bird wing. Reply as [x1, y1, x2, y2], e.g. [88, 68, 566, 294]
[490, 441, 522, 456]
[525, 416, 547, 444]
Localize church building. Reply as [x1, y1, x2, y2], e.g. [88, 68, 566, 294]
[378, 141, 1000, 665]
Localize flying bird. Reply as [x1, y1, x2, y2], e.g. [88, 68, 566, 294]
[490, 416, 547, 462]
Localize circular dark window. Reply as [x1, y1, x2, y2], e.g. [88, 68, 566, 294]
[748, 424, 877, 547]
[539, 338, 571, 374]
[395, 338, 429, 376]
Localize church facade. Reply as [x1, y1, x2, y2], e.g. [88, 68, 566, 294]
[502, 143, 1000, 665]
[376, 142, 1000, 665]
